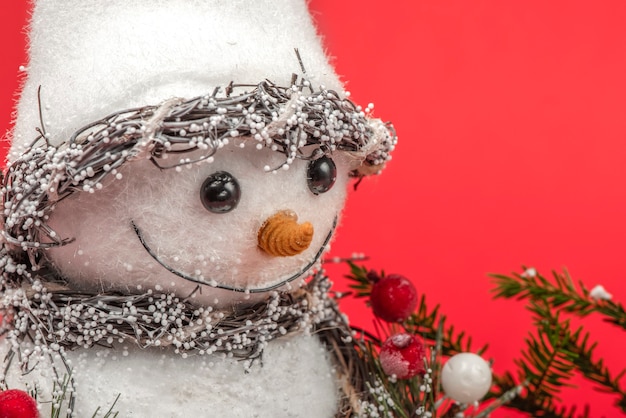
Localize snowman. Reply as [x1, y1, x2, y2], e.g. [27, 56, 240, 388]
[0, 1, 396, 417]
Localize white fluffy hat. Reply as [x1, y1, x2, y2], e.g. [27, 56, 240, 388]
[10, 0, 348, 160]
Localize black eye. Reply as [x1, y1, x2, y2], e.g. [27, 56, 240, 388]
[200, 171, 241, 213]
[307, 156, 337, 195]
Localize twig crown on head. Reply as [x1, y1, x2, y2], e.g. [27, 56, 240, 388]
[2, 79, 396, 267]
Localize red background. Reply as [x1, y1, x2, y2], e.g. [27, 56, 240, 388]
[2, 2, 625, 416]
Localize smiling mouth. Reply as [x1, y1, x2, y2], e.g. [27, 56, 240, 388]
[131, 216, 337, 293]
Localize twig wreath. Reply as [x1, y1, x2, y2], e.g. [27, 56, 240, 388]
[2, 79, 396, 264]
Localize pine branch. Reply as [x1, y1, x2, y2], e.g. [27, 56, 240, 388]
[488, 360, 589, 418]
[405, 299, 488, 357]
[522, 300, 578, 398]
[480, 299, 579, 417]
[345, 261, 378, 298]
[492, 268, 626, 415]
[568, 331, 626, 412]
[344, 262, 626, 416]
[532, 300, 626, 413]
[491, 268, 626, 330]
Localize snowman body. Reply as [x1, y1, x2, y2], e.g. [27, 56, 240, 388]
[3, 336, 337, 417]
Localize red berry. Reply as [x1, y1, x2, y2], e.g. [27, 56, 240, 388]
[379, 333, 426, 379]
[370, 274, 417, 322]
[0, 389, 39, 418]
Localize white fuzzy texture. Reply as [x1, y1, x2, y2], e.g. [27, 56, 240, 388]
[1, 335, 338, 417]
[4, 0, 351, 415]
[47, 144, 350, 307]
[9, 0, 342, 160]
[590, 284, 612, 300]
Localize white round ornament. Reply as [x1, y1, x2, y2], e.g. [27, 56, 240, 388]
[440, 352, 492, 403]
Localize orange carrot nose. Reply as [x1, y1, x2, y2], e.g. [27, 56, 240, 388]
[258, 211, 314, 257]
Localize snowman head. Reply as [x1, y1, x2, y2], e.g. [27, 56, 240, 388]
[3, 81, 395, 308]
[2, 1, 396, 308]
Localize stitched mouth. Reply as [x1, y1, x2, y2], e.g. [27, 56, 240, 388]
[131, 216, 337, 293]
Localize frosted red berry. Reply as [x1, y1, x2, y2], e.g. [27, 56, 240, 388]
[369, 273, 417, 322]
[0, 389, 40, 418]
[379, 333, 426, 379]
